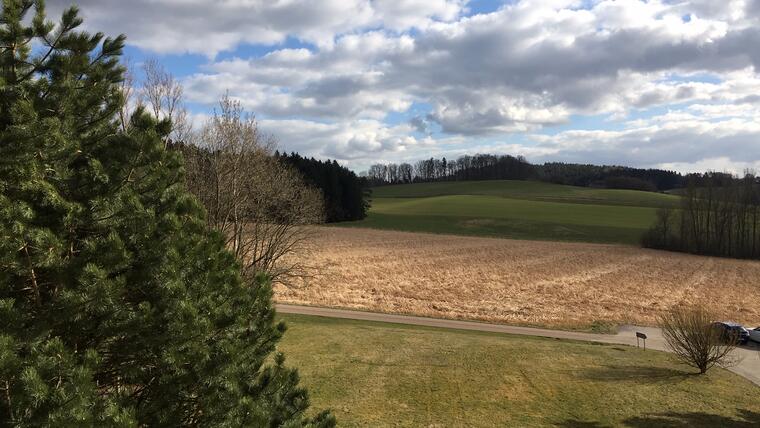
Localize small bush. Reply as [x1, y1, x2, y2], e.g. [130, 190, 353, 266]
[659, 306, 737, 374]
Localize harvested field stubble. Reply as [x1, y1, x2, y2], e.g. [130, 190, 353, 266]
[275, 227, 760, 329]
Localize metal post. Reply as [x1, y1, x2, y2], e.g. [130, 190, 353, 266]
[636, 332, 647, 350]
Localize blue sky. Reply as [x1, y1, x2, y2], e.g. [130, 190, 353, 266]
[50, 0, 760, 173]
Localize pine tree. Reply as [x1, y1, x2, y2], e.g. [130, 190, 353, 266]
[0, 1, 334, 426]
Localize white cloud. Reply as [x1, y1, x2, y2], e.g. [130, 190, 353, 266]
[48, 0, 466, 56]
[183, 0, 760, 123]
[529, 111, 760, 172]
[47, 0, 760, 170]
[259, 119, 423, 161]
[658, 158, 760, 175]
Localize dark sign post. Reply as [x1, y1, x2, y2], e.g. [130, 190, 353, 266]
[636, 332, 647, 350]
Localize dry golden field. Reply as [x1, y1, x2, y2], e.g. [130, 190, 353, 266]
[275, 227, 760, 329]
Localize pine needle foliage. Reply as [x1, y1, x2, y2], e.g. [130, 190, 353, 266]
[0, 1, 335, 426]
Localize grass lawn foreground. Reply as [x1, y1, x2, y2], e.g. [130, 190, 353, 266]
[279, 313, 760, 427]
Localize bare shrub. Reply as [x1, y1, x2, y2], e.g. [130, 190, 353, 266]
[659, 305, 738, 374]
[184, 95, 323, 284]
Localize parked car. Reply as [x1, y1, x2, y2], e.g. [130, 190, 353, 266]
[749, 327, 760, 343]
[710, 322, 749, 344]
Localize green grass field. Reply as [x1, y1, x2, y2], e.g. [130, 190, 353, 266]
[342, 180, 681, 244]
[279, 313, 760, 427]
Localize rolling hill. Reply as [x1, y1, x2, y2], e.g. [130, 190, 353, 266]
[342, 180, 681, 244]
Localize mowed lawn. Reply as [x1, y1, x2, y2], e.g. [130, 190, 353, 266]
[343, 180, 680, 244]
[278, 313, 760, 427]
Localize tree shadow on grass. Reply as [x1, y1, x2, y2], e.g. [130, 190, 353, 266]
[557, 410, 760, 428]
[579, 365, 693, 383]
[556, 420, 609, 427]
[623, 409, 760, 427]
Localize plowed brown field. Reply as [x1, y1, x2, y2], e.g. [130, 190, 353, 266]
[274, 227, 760, 329]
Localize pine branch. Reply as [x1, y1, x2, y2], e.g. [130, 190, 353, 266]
[21, 242, 41, 307]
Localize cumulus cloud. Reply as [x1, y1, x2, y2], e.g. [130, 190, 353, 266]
[259, 119, 430, 161]
[46, 0, 760, 171]
[47, 0, 466, 56]
[185, 1, 760, 121]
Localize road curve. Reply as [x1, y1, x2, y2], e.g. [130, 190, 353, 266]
[276, 303, 760, 386]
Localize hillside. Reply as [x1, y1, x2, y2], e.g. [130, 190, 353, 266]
[344, 180, 680, 244]
[370, 180, 680, 208]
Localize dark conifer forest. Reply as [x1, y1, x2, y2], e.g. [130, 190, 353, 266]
[278, 152, 370, 222]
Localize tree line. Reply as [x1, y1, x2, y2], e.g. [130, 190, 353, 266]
[278, 152, 370, 222]
[643, 172, 760, 259]
[366, 156, 686, 192]
[367, 154, 533, 185]
[538, 162, 683, 191]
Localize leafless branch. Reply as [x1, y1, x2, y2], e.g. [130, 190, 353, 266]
[141, 58, 192, 143]
[182, 95, 323, 285]
[659, 305, 738, 374]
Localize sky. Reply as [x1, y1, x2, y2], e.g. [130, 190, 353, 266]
[46, 0, 760, 174]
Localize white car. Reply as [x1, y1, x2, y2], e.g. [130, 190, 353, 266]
[749, 327, 760, 343]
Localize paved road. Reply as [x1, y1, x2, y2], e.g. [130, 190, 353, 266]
[276, 303, 760, 386]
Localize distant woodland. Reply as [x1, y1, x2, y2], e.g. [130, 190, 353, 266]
[367, 155, 760, 260]
[278, 152, 370, 222]
[366, 154, 686, 192]
[643, 172, 760, 260]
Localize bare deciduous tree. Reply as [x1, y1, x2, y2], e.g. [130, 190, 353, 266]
[141, 58, 192, 143]
[184, 95, 323, 284]
[118, 57, 137, 132]
[659, 305, 738, 374]
[643, 172, 760, 259]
